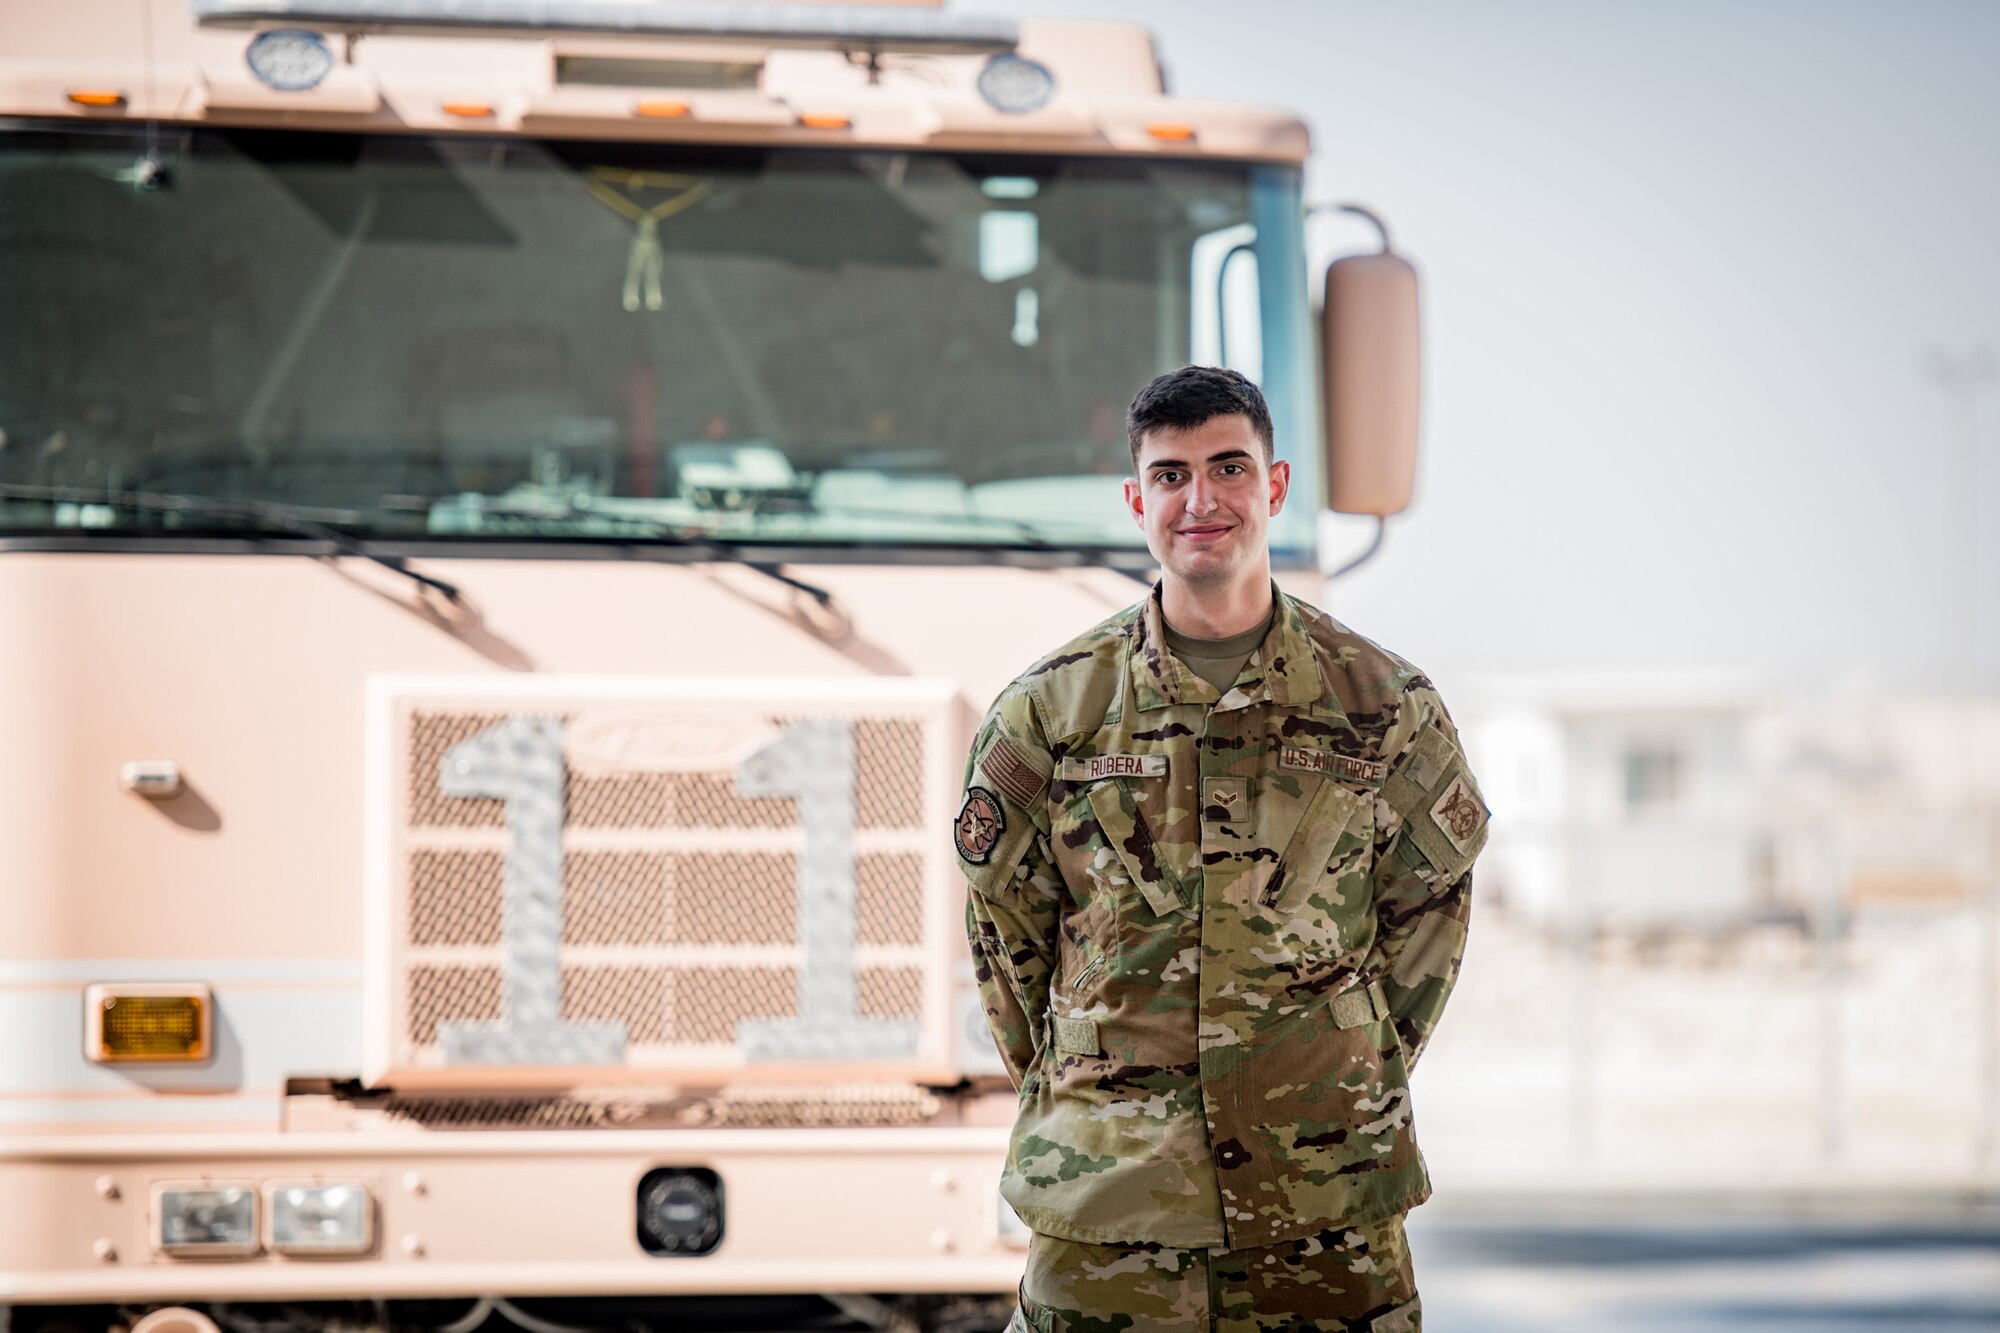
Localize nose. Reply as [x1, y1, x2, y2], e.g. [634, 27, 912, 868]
[1186, 473, 1217, 515]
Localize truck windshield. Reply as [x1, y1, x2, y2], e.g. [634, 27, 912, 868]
[0, 125, 1318, 559]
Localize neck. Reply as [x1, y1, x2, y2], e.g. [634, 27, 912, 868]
[1159, 560, 1274, 639]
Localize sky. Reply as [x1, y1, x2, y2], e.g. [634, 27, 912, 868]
[982, 0, 2000, 690]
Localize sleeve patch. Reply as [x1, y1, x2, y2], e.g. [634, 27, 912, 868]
[1428, 774, 1487, 855]
[1384, 720, 1489, 883]
[954, 786, 1006, 865]
[983, 735, 1048, 810]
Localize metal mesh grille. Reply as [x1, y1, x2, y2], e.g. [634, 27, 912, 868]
[563, 851, 671, 946]
[562, 965, 670, 1043]
[407, 712, 923, 829]
[566, 772, 672, 828]
[856, 718, 926, 828]
[410, 850, 504, 947]
[857, 853, 924, 946]
[859, 965, 923, 1018]
[407, 965, 501, 1045]
[384, 1097, 611, 1130]
[393, 702, 940, 1076]
[381, 1085, 940, 1130]
[670, 852, 796, 944]
[700, 1083, 940, 1128]
[663, 772, 796, 828]
[408, 712, 509, 827]
[669, 965, 797, 1043]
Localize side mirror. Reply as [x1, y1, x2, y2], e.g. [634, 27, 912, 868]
[1320, 248, 1421, 516]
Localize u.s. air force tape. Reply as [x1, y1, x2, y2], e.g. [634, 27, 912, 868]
[1057, 753, 1166, 781]
[1277, 745, 1387, 787]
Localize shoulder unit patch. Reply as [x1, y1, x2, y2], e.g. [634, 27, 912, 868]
[1428, 773, 1487, 855]
[954, 785, 1006, 865]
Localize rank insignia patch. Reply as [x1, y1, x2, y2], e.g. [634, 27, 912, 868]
[1429, 774, 1487, 854]
[955, 786, 1005, 865]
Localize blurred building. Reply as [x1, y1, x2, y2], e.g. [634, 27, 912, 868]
[1458, 673, 1997, 935]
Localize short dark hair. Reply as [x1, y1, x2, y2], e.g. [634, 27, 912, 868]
[1126, 365, 1274, 470]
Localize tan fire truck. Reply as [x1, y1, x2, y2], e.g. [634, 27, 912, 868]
[0, 1, 1421, 1328]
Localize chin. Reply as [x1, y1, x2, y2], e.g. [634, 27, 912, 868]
[1164, 553, 1238, 585]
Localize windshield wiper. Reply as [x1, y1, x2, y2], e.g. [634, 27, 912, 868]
[400, 493, 836, 607]
[0, 483, 465, 604]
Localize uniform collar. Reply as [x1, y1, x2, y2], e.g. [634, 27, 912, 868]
[1130, 580, 1323, 713]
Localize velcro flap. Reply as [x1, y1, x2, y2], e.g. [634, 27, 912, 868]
[1329, 978, 1390, 1029]
[1052, 1015, 1100, 1055]
[1371, 1297, 1421, 1333]
[1391, 911, 1469, 989]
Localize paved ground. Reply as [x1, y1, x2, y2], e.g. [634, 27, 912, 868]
[1406, 1200, 2000, 1332]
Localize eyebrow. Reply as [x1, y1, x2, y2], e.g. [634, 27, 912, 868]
[1146, 449, 1253, 472]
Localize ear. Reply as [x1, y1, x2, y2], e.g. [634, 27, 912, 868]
[1267, 458, 1291, 516]
[1122, 476, 1146, 529]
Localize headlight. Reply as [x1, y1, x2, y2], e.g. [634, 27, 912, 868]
[269, 1181, 373, 1255]
[156, 1184, 258, 1257]
[976, 54, 1056, 115]
[636, 1167, 723, 1256]
[245, 29, 333, 92]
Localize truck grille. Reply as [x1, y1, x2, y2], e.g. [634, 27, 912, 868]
[370, 680, 958, 1087]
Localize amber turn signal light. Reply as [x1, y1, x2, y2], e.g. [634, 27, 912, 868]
[85, 984, 212, 1063]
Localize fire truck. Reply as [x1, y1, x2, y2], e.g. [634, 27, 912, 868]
[0, 1, 1420, 1328]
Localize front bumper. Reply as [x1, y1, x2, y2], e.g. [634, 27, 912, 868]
[0, 1125, 1022, 1304]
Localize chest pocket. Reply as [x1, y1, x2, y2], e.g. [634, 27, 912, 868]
[1074, 777, 1190, 921]
[1260, 776, 1375, 909]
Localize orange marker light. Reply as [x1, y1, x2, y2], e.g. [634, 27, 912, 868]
[635, 98, 690, 119]
[1146, 121, 1196, 142]
[87, 985, 213, 1063]
[66, 90, 126, 108]
[442, 101, 494, 118]
[798, 112, 850, 130]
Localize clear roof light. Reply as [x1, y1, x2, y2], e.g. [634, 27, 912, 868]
[246, 29, 333, 92]
[977, 54, 1055, 115]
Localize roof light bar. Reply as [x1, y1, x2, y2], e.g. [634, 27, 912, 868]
[193, 0, 1018, 54]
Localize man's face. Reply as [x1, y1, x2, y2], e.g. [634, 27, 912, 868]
[1123, 413, 1290, 589]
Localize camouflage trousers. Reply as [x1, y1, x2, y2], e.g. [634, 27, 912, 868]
[1010, 1212, 1420, 1333]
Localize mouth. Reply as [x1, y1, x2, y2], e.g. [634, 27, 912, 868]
[1173, 523, 1235, 544]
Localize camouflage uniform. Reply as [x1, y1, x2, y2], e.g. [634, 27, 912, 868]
[1012, 1211, 1419, 1333]
[957, 583, 1486, 1328]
